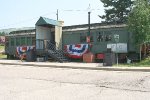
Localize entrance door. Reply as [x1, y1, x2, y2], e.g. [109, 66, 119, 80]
[50, 32, 56, 50]
[51, 32, 55, 45]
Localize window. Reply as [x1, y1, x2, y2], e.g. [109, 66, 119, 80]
[97, 32, 104, 42]
[80, 33, 86, 43]
[32, 37, 35, 45]
[80, 36, 86, 42]
[90, 36, 94, 42]
[105, 35, 112, 41]
[10, 38, 15, 46]
[16, 37, 20, 46]
[97, 32, 112, 42]
[36, 40, 44, 49]
[27, 37, 32, 45]
[80, 32, 94, 43]
[21, 37, 26, 45]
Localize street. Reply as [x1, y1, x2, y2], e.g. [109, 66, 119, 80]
[0, 64, 150, 100]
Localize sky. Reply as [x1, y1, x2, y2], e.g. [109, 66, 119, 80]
[0, 0, 105, 29]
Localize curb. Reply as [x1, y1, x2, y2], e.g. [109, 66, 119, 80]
[0, 62, 150, 72]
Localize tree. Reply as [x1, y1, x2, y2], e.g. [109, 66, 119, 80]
[99, 0, 133, 23]
[0, 32, 6, 36]
[128, 0, 150, 60]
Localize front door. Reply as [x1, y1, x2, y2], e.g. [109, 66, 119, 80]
[51, 32, 55, 45]
[49, 32, 56, 50]
[51, 32, 55, 44]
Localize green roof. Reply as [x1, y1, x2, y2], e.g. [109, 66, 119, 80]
[36, 17, 60, 26]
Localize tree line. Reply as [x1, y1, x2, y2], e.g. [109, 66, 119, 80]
[0, 32, 6, 36]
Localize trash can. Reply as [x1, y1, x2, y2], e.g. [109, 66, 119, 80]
[26, 50, 36, 62]
[103, 49, 115, 66]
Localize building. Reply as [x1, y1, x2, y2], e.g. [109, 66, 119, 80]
[5, 17, 147, 62]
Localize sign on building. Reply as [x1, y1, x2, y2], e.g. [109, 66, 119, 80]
[107, 43, 127, 53]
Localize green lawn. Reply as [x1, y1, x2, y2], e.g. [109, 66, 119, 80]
[0, 45, 4, 50]
[116, 57, 150, 67]
[0, 45, 6, 59]
[0, 54, 7, 58]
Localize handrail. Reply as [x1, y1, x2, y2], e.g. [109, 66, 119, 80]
[36, 39, 69, 62]
[48, 42, 63, 54]
[46, 40, 66, 53]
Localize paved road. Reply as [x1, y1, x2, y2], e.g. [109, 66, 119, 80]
[0, 64, 150, 100]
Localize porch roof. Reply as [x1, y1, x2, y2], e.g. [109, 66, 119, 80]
[36, 17, 60, 27]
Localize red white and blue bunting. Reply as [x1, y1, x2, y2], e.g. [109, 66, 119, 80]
[16, 46, 35, 55]
[64, 44, 89, 58]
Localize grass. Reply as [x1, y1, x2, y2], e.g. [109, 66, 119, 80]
[0, 45, 4, 50]
[0, 54, 7, 58]
[116, 57, 150, 67]
[0, 45, 6, 59]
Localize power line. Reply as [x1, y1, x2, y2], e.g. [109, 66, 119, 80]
[0, 11, 56, 29]
[61, 9, 101, 12]
[0, 8, 101, 29]
[0, 17, 38, 29]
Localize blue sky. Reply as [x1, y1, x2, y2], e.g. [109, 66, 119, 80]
[0, 0, 104, 29]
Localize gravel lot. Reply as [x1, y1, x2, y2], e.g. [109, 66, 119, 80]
[0, 64, 150, 100]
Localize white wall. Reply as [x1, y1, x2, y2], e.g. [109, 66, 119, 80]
[36, 26, 51, 40]
[55, 21, 63, 50]
[36, 26, 51, 50]
[36, 21, 63, 50]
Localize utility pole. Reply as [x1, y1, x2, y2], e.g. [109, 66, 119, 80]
[83, 4, 95, 63]
[114, 16, 119, 67]
[88, 11, 91, 38]
[56, 9, 59, 20]
[87, 4, 91, 45]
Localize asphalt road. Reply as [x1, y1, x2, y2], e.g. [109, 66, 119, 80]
[0, 64, 150, 100]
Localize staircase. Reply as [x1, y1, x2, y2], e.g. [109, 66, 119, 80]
[46, 41, 69, 63]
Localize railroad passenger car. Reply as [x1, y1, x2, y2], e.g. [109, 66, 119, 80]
[5, 29, 35, 59]
[5, 17, 148, 62]
[62, 23, 138, 62]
